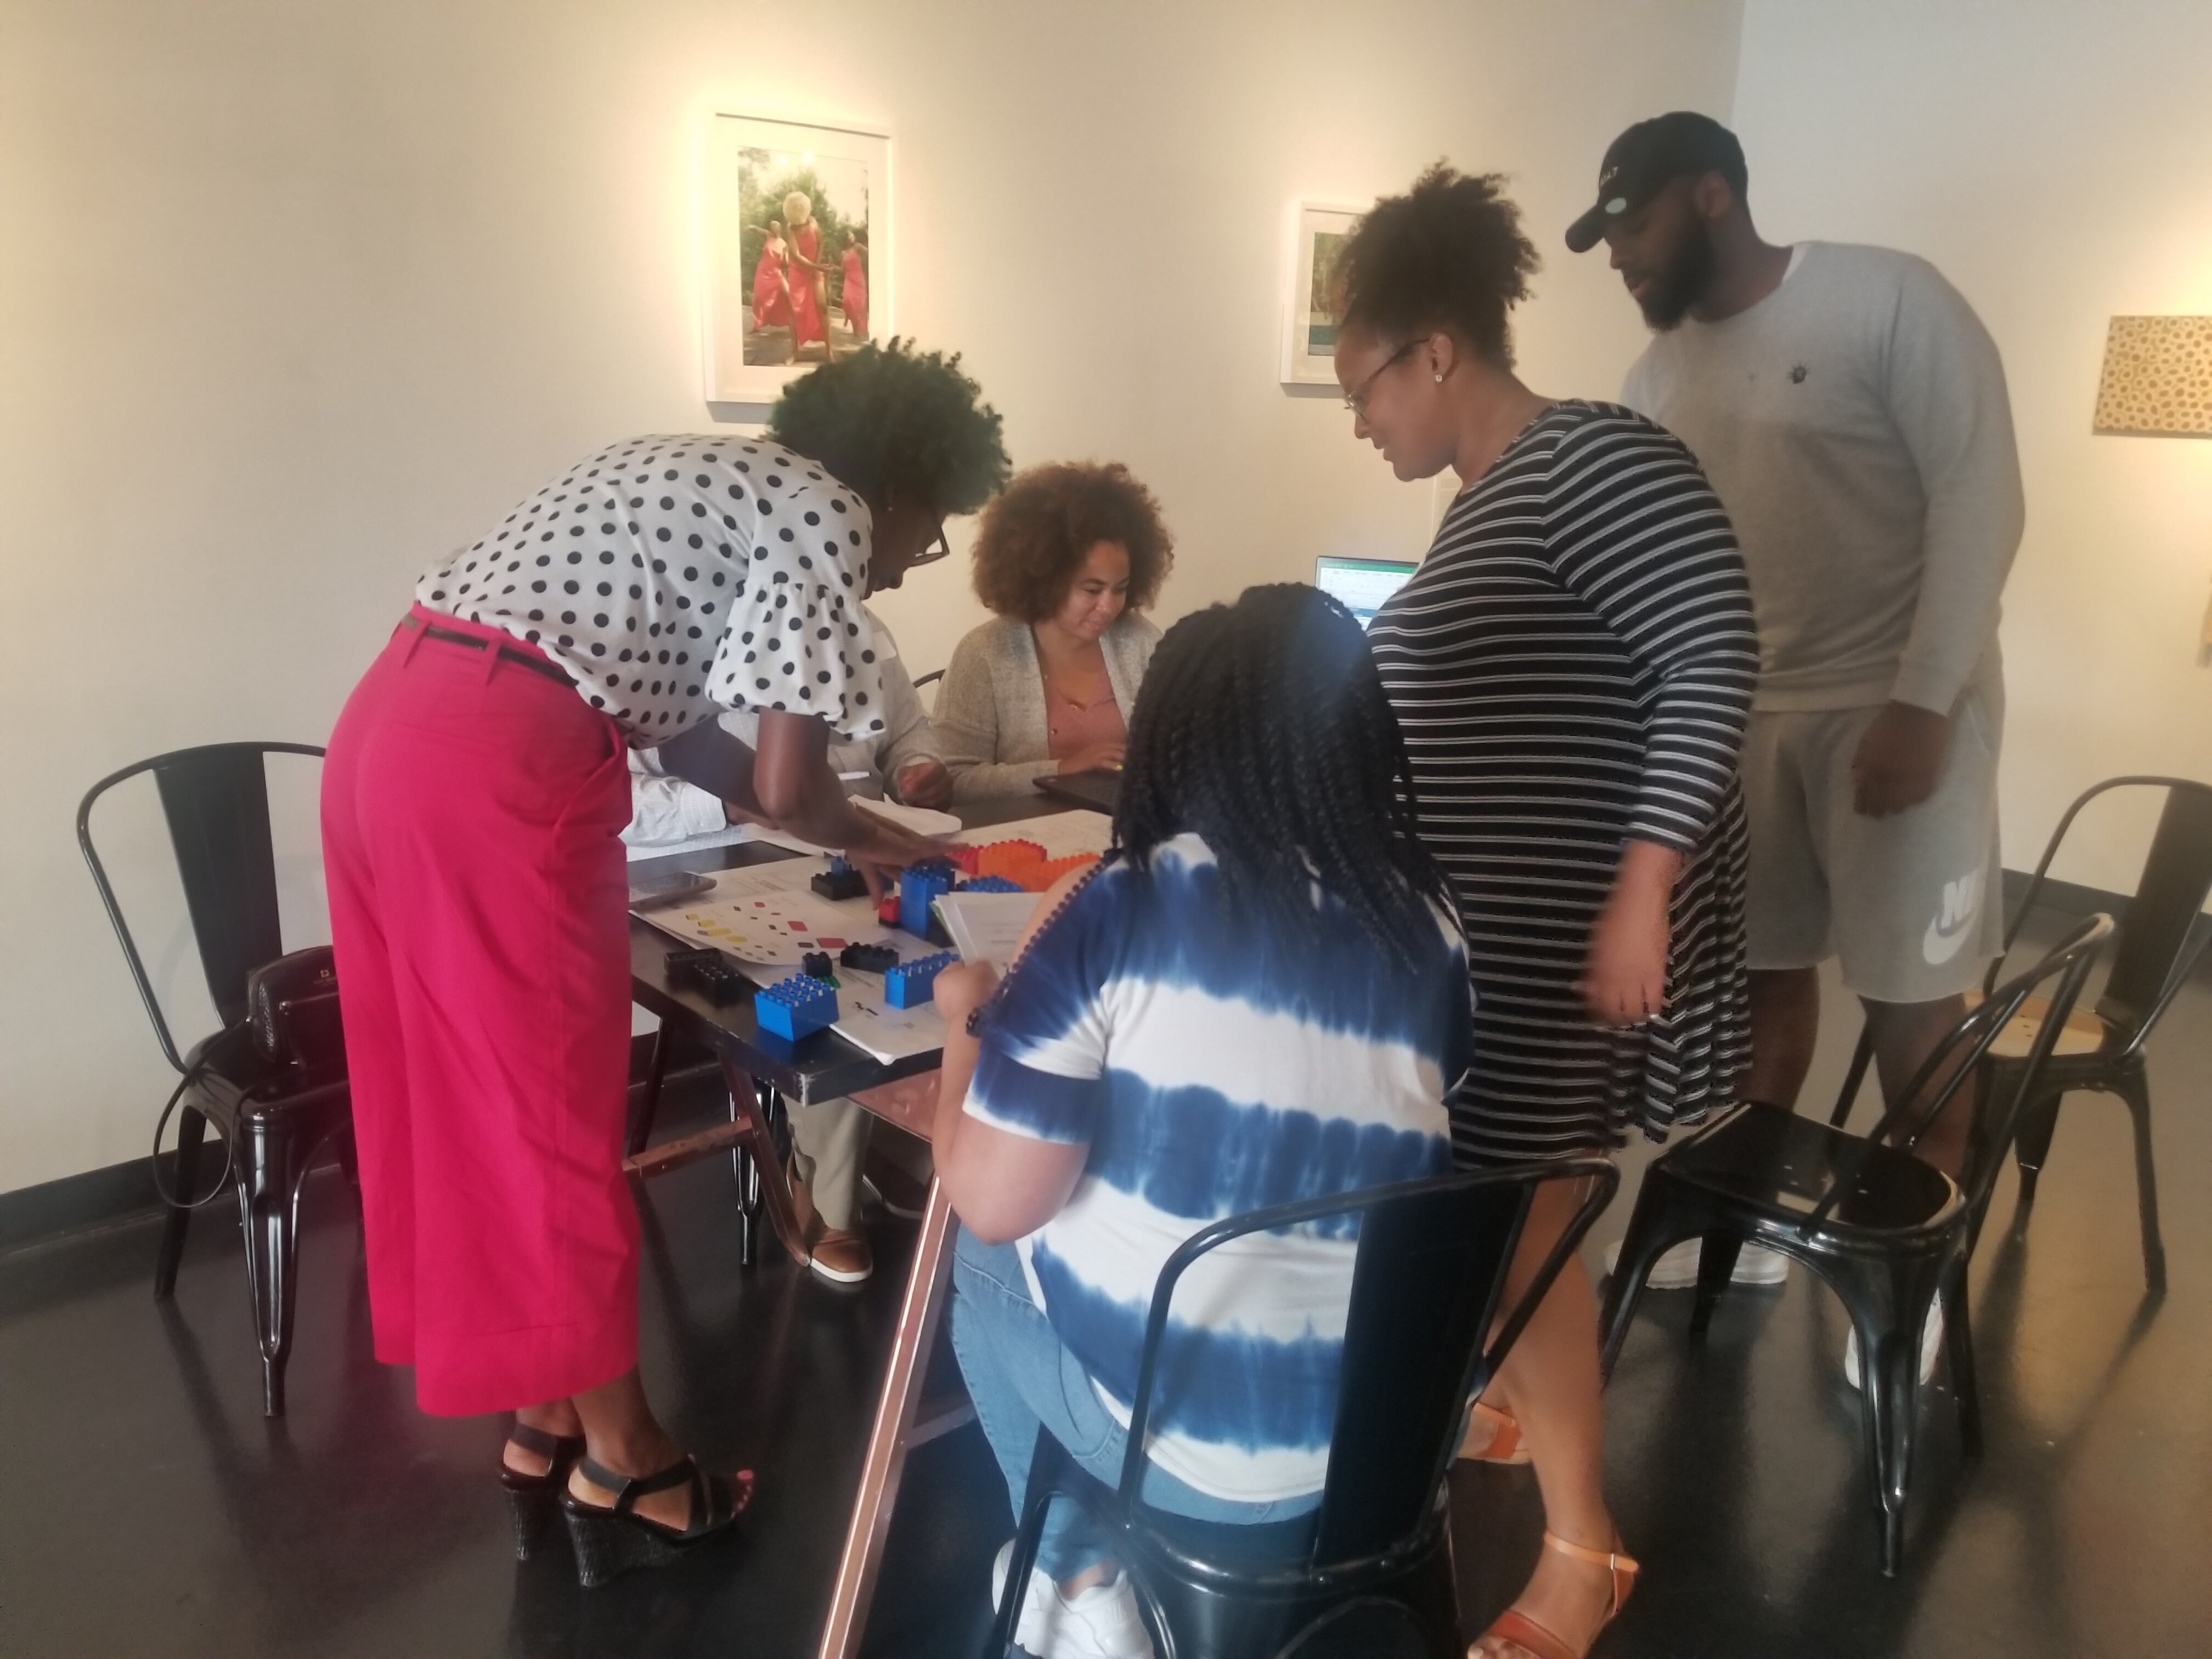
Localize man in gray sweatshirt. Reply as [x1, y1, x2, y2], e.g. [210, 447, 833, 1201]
[1571, 112, 2024, 1183]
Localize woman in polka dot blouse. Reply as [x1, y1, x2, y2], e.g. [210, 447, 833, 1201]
[321, 343, 1008, 1572]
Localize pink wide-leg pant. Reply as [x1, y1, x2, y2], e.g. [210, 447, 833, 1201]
[322, 607, 637, 1416]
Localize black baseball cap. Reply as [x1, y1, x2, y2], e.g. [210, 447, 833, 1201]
[1564, 112, 1747, 253]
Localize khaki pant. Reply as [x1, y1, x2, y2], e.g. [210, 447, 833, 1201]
[788, 1097, 870, 1232]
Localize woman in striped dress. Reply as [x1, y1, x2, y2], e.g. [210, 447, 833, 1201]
[1332, 166, 1756, 1659]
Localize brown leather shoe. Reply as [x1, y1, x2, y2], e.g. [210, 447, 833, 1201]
[809, 1228, 873, 1284]
[862, 1155, 932, 1220]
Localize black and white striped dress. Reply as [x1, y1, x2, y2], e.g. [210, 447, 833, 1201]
[1369, 401, 1757, 1164]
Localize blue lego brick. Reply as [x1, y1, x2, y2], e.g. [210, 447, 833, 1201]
[955, 875, 1024, 894]
[754, 974, 839, 1041]
[883, 950, 957, 1010]
[896, 860, 957, 937]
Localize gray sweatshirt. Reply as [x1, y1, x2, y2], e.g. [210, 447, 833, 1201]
[1622, 242, 2024, 714]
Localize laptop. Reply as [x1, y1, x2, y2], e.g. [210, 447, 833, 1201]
[1034, 768, 1122, 813]
[1314, 555, 1418, 630]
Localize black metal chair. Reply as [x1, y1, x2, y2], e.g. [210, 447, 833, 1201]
[990, 1158, 1618, 1659]
[1598, 914, 2112, 1575]
[1829, 776, 2212, 1294]
[78, 742, 353, 1417]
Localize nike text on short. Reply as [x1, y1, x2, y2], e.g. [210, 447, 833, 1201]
[1740, 678, 2005, 1003]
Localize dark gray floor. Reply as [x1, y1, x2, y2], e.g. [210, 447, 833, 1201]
[3, 928, 2208, 1658]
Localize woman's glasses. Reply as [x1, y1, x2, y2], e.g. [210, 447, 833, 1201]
[1342, 339, 1421, 416]
[909, 521, 952, 566]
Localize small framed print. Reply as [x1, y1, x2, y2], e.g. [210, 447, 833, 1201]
[1279, 201, 1363, 387]
[703, 111, 890, 405]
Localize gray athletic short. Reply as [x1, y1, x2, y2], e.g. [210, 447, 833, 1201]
[1741, 680, 2004, 1005]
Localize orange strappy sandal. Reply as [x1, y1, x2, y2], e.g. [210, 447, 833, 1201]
[1472, 1531, 1639, 1659]
[1457, 1400, 1534, 1466]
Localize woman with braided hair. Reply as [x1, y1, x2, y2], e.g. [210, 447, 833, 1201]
[1333, 165, 1756, 1659]
[922, 585, 1475, 1659]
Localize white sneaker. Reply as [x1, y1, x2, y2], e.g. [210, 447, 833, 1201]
[1843, 1295, 1945, 1391]
[1605, 1237, 1790, 1290]
[990, 1541, 1155, 1659]
[1049, 1570, 1154, 1659]
[990, 1542, 1059, 1656]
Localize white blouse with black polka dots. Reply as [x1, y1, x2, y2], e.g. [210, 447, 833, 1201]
[414, 434, 887, 746]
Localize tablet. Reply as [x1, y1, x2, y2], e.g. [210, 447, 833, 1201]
[627, 868, 715, 911]
[1034, 768, 1122, 813]
[1314, 555, 1417, 629]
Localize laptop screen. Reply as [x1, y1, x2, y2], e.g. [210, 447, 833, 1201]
[1314, 556, 1417, 630]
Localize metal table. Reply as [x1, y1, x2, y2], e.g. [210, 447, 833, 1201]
[623, 793, 1082, 1659]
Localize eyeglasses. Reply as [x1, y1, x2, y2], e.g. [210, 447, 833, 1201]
[909, 521, 952, 566]
[1342, 338, 1422, 416]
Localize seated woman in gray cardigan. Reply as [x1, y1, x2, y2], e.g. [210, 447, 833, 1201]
[935, 461, 1173, 800]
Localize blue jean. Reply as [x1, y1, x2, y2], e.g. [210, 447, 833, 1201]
[949, 1227, 1321, 1582]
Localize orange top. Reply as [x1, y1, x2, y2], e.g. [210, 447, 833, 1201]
[1043, 673, 1125, 763]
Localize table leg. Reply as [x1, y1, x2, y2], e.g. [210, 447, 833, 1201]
[731, 1075, 761, 1268]
[733, 1142, 758, 1268]
[626, 1022, 673, 1157]
[719, 1057, 812, 1268]
[815, 1178, 960, 1659]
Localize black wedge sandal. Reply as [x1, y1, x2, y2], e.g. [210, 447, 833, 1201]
[560, 1454, 754, 1587]
[499, 1423, 587, 1561]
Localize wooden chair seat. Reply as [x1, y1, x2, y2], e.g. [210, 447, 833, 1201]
[1963, 990, 2113, 1059]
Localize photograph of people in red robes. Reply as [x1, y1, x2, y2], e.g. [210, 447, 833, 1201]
[704, 113, 884, 402]
[736, 153, 871, 367]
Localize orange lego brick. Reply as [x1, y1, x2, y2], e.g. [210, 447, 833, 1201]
[973, 839, 1046, 881]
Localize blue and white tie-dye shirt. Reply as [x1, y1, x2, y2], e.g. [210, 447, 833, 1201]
[964, 832, 1474, 1502]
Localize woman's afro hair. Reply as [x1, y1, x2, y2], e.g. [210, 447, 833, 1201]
[768, 338, 1011, 515]
[1330, 163, 1541, 366]
[970, 461, 1173, 623]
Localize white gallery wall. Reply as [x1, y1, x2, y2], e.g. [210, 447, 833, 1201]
[0, 0, 1744, 1193]
[1733, 0, 2212, 893]
[12, 0, 2203, 1199]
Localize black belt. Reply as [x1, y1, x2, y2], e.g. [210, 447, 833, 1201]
[403, 614, 574, 687]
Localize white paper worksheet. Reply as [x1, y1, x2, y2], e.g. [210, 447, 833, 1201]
[933, 891, 1043, 972]
[634, 857, 949, 1062]
[631, 809, 1114, 1063]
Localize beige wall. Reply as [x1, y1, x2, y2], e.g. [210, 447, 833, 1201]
[1732, 0, 2212, 893]
[0, 0, 1743, 1193]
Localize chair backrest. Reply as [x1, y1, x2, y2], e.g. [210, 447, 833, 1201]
[1118, 1159, 1617, 1571]
[1994, 776, 2212, 1048]
[77, 742, 324, 1072]
[1812, 912, 2113, 1237]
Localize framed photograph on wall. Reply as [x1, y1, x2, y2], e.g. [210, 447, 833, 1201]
[703, 111, 890, 406]
[1279, 201, 1363, 386]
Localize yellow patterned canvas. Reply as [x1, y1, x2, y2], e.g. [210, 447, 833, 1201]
[2092, 315, 2212, 436]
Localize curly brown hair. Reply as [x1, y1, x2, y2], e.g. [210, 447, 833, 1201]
[970, 461, 1173, 622]
[1329, 163, 1540, 367]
